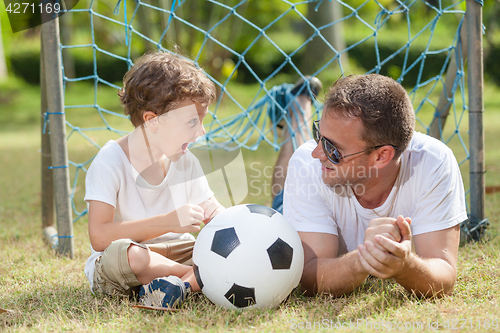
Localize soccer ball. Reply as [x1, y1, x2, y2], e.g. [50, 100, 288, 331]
[192, 204, 304, 309]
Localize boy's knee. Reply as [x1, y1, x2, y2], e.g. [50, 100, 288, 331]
[94, 239, 145, 295]
[127, 244, 151, 274]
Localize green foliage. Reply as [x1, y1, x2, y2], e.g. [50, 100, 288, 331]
[9, 52, 40, 85]
[346, 37, 450, 87]
[160, 0, 307, 82]
[4, 0, 500, 89]
[485, 44, 500, 86]
[12, 37, 500, 89]
[0, 0, 13, 41]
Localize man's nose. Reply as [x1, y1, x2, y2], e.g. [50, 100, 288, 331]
[311, 141, 326, 161]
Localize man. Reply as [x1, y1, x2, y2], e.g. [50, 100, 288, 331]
[283, 74, 467, 297]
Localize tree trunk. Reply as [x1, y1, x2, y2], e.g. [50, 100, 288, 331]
[0, 15, 8, 80]
[301, 0, 348, 75]
[154, 0, 178, 47]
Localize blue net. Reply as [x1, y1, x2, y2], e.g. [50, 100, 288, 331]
[49, 0, 471, 221]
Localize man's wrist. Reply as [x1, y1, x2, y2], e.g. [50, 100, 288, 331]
[392, 251, 416, 281]
[354, 248, 371, 279]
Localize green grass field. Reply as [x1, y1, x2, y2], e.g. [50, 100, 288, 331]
[1, 77, 500, 332]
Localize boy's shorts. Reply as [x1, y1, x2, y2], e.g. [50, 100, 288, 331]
[92, 238, 195, 297]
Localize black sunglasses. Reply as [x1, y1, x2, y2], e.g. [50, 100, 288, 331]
[312, 120, 398, 164]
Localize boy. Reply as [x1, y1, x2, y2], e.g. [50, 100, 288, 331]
[84, 51, 224, 309]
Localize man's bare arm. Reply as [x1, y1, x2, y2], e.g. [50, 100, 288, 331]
[299, 232, 369, 297]
[359, 218, 460, 297]
[395, 224, 459, 296]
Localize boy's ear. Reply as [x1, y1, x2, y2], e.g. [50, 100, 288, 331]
[142, 111, 159, 132]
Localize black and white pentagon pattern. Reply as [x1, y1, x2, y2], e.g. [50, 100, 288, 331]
[210, 227, 241, 258]
[266, 237, 294, 270]
[224, 284, 256, 308]
[246, 204, 277, 217]
[192, 264, 204, 289]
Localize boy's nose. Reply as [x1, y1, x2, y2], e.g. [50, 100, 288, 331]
[194, 124, 206, 138]
[197, 124, 206, 136]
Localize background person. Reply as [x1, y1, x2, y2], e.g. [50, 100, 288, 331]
[270, 76, 322, 213]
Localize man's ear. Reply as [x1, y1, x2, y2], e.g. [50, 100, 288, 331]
[142, 111, 159, 133]
[371, 145, 396, 169]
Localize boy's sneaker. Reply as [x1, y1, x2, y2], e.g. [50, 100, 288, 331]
[138, 276, 191, 309]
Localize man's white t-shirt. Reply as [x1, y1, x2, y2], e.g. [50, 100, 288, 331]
[283, 131, 467, 255]
[83, 140, 214, 289]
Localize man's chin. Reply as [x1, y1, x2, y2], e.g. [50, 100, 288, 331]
[322, 174, 342, 188]
[322, 175, 368, 196]
[321, 174, 356, 188]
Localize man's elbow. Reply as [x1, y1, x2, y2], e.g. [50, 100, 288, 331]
[299, 277, 317, 297]
[437, 283, 455, 297]
[299, 261, 319, 297]
[299, 261, 340, 297]
[431, 280, 456, 298]
[407, 279, 456, 299]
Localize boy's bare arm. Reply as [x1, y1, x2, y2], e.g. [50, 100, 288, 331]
[88, 200, 204, 252]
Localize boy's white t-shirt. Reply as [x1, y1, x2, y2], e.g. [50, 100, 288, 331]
[83, 140, 214, 289]
[283, 132, 467, 255]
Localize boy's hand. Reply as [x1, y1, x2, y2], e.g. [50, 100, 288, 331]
[173, 204, 204, 232]
[199, 197, 225, 223]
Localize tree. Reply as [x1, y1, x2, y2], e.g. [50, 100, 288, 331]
[301, 0, 348, 75]
[0, 15, 8, 80]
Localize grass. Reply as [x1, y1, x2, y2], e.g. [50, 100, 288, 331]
[1, 76, 500, 332]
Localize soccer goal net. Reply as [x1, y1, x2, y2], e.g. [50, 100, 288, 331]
[40, 0, 485, 256]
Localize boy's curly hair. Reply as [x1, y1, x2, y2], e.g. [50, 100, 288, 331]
[118, 51, 216, 127]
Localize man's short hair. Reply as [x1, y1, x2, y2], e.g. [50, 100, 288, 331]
[118, 51, 216, 127]
[323, 74, 415, 159]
